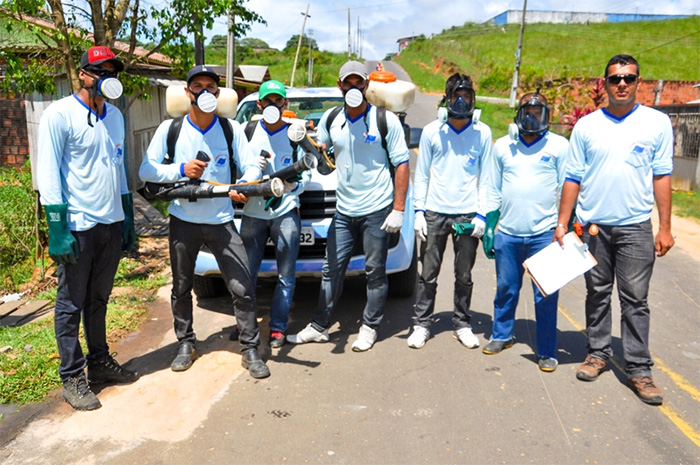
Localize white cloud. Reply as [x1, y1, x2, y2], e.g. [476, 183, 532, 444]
[207, 0, 699, 60]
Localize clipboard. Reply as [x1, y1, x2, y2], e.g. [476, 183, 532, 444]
[523, 232, 597, 297]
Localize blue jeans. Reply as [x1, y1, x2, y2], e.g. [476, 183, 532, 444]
[582, 220, 656, 378]
[492, 230, 558, 360]
[240, 210, 301, 334]
[311, 205, 392, 331]
[54, 222, 122, 381]
[414, 211, 478, 329]
[169, 216, 259, 352]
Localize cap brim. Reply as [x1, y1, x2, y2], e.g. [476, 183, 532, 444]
[188, 72, 220, 85]
[86, 58, 125, 72]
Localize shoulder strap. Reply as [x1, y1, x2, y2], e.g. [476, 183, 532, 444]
[377, 107, 389, 156]
[244, 120, 257, 142]
[219, 116, 236, 182]
[376, 107, 394, 179]
[325, 106, 344, 144]
[164, 116, 184, 165]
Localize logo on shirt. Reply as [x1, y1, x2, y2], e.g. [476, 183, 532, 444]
[111, 143, 123, 166]
[281, 155, 293, 166]
[540, 152, 552, 163]
[214, 154, 228, 167]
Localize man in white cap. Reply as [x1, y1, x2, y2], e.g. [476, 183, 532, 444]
[288, 61, 410, 352]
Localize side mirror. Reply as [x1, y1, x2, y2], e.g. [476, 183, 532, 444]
[408, 127, 422, 149]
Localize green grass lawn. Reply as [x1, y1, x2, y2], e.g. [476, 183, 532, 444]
[672, 190, 700, 222]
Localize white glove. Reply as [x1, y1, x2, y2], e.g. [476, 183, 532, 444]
[257, 155, 269, 171]
[283, 181, 298, 193]
[470, 216, 485, 238]
[380, 209, 404, 233]
[414, 211, 427, 242]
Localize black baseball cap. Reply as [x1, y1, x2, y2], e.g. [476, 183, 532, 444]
[80, 46, 124, 72]
[186, 65, 220, 85]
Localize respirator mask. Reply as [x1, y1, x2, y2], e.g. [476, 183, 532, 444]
[445, 80, 475, 120]
[342, 85, 366, 108]
[190, 88, 218, 114]
[512, 91, 549, 139]
[84, 67, 123, 100]
[262, 102, 284, 124]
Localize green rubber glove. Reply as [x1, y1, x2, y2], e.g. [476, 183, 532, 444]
[265, 196, 282, 211]
[121, 193, 136, 252]
[44, 203, 79, 265]
[452, 222, 475, 236]
[482, 209, 501, 259]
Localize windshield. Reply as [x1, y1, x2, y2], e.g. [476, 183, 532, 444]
[235, 96, 344, 129]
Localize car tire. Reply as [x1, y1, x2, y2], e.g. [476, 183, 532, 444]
[193, 275, 226, 298]
[388, 242, 418, 298]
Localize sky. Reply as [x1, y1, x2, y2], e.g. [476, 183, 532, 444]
[208, 0, 700, 60]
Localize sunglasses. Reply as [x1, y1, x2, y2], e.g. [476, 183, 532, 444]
[606, 74, 638, 85]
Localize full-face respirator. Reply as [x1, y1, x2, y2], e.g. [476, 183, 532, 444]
[509, 91, 550, 140]
[437, 79, 480, 124]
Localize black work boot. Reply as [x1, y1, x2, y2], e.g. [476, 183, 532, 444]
[88, 354, 140, 385]
[241, 348, 270, 379]
[171, 341, 198, 372]
[63, 371, 101, 411]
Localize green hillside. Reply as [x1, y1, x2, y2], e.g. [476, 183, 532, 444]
[393, 17, 700, 95]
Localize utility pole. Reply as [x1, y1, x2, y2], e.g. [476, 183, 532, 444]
[307, 30, 314, 86]
[347, 9, 351, 60]
[509, 0, 527, 108]
[194, 22, 205, 65]
[291, 3, 310, 88]
[225, 12, 235, 89]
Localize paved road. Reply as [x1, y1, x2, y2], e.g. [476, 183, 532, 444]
[2, 78, 699, 464]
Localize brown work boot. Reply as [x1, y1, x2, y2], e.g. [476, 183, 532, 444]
[576, 355, 607, 381]
[628, 376, 664, 405]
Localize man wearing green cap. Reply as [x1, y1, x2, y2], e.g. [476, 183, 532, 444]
[239, 80, 312, 348]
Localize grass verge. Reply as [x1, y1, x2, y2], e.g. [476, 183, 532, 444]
[0, 246, 168, 406]
[672, 190, 700, 222]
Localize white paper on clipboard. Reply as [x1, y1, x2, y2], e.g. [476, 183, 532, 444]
[523, 232, 597, 297]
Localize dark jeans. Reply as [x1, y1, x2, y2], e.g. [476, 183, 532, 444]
[311, 205, 392, 331]
[55, 222, 122, 381]
[582, 220, 656, 378]
[240, 209, 301, 334]
[169, 216, 259, 352]
[413, 211, 478, 329]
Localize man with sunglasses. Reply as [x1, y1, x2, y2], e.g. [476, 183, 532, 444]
[36, 46, 138, 410]
[407, 73, 492, 350]
[140, 65, 270, 379]
[480, 91, 569, 371]
[554, 54, 674, 405]
[239, 80, 311, 349]
[288, 61, 410, 352]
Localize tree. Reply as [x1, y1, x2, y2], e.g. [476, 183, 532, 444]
[0, 0, 264, 105]
[239, 37, 268, 49]
[284, 34, 317, 53]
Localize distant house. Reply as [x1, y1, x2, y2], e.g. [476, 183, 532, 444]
[396, 36, 418, 54]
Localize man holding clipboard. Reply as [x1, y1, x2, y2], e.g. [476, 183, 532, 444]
[480, 91, 569, 372]
[554, 54, 674, 405]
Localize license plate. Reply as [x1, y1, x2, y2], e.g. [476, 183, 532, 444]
[266, 226, 315, 246]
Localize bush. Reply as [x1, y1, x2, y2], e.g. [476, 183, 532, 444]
[0, 163, 45, 292]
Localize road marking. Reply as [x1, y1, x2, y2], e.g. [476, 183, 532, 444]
[654, 357, 700, 403]
[557, 305, 700, 448]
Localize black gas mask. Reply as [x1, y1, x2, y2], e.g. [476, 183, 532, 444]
[515, 91, 550, 137]
[444, 80, 475, 120]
